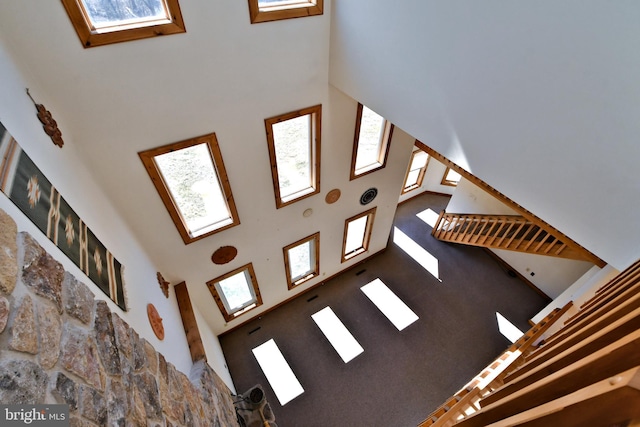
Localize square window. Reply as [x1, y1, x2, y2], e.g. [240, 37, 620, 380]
[441, 167, 462, 187]
[283, 232, 320, 289]
[342, 207, 376, 262]
[248, 0, 323, 24]
[207, 263, 262, 322]
[62, 0, 185, 47]
[265, 105, 321, 208]
[139, 133, 240, 244]
[350, 103, 394, 180]
[402, 146, 430, 194]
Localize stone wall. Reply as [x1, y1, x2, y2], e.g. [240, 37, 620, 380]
[0, 209, 238, 426]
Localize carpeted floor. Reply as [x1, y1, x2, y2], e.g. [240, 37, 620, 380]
[220, 193, 549, 427]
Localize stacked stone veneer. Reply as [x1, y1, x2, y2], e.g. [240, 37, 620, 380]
[0, 209, 238, 427]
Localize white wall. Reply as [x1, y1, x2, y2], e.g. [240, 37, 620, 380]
[446, 179, 594, 299]
[0, 39, 196, 376]
[330, 1, 640, 270]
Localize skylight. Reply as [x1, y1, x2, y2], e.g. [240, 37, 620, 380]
[207, 264, 263, 322]
[249, 0, 324, 24]
[441, 167, 462, 186]
[139, 133, 240, 244]
[62, 0, 185, 47]
[402, 149, 429, 194]
[265, 105, 321, 208]
[350, 103, 393, 180]
[342, 207, 376, 262]
[283, 232, 320, 289]
[81, 0, 169, 30]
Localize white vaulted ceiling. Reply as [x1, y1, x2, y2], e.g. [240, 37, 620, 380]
[0, 1, 417, 335]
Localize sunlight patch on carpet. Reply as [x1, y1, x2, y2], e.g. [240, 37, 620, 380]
[496, 312, 524, 343]
[252, 339, 304, 405]
[361, 278, 418, 331]
[393, 227, 441, 281]
[312, 307, 364, 363]
[416, 208, 440, 228]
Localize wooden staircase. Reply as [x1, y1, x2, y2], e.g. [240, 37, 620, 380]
[417, 259, 640, 427]
[431, 212, 592, 262]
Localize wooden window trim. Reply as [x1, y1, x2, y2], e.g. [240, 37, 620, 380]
[350, 103, 394, 180]
[441, 167, 461, 187]
[207, 263, 262, 322]
[61, 0, 185, 48]
[248, 0, 323, 24]
[401, 144, 430, 195]
[265, 104, 322, 209]
[138, 132, 240, 244]
[341, 207, 377, 263]
[283, 232, 320, 290]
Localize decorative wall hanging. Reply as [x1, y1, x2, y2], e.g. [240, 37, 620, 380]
[157, 272, 170, 298]
[0, 121, 126, 310]
[325, 188, 341, 204]
[212, 246, 238, 265]
[147, 303, 164, 340]
[26, 89, 64, 148]
[360, 188, 378, 205]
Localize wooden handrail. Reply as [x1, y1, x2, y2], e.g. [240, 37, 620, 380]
[489, 306, 640, 405]
[456, 331, 640, 426]
[417, 306, 568, 426]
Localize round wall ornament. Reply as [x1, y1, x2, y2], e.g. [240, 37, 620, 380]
[360, 188, 378, 205]
[212, 246, 238, 265]
[325, 188, 341, 204]
[147, 303, 165, 340]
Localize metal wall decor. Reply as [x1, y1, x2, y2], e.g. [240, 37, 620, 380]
[360, 187, 378, 205]
[157, 272, 170, 298]
[26, 89, 64, 148]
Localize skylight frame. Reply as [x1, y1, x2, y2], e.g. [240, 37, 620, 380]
[283, 232, 320, 289]
[341, 207, 376, 263]
[61, 0, 186, 48]
[401, 145, 430, 194]
[248, 0, 323, 24]
[265, 105, 322, 209]
[350, 103, 394, 180]
[441, 167, 462, 187]
[138, 133, 240, 245]
[207, 263, 263, 322]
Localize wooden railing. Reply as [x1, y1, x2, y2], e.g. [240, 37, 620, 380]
[431, 212, 591, 262]
[418, 259, 640, 426]
[417, 305, 570, 427]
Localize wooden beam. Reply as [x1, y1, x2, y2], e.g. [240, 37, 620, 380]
[482, 366, 640, 427]
[416, 142, 606, 267]
[174, 282, 207, 363]
[456, 331, 640, 426]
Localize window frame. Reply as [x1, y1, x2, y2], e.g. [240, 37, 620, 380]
[265, 104, 322, 209]
[350, 103, 394, 180]
[341, 207, 377, 263]
[138, 132, 240, 244]
[283, 232, 320, 290]
[248, 0, 323, 24]
[401, 145, 430, 195]
[207, 263, 263, 322]
[441, 167, 462, 187]
[61, 0, 186, 48]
